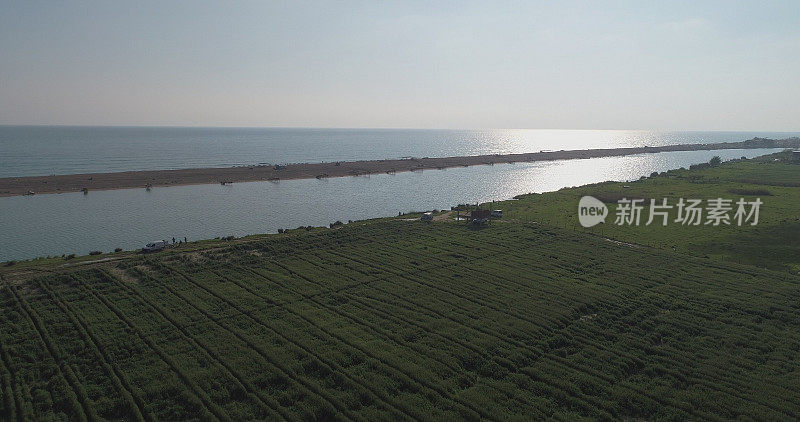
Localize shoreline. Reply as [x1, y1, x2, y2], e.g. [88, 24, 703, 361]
[1, 137, 796, 197]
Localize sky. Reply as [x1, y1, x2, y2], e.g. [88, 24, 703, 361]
[1, 1, 798, 130]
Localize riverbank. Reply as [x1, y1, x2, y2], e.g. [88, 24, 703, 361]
[1, 137, 796, 197]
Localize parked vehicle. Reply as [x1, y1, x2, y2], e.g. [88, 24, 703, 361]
[491, 210, 503, 218]
[142, 240, 167, 252]
[421, 212, 433, 221]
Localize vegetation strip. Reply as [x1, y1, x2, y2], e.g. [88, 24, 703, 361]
[36, 275, 151, 422]
[235, 263, 556, 419]
[6, 285, 94, 422]
[124, 266, 364, 422]
[368, 233, 798, 414]
[157, 263, 426, 421]
[70, 274, 230, 422]
[92, 270, 287, 421]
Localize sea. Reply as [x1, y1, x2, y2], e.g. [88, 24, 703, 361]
[1, 126, 797, 261]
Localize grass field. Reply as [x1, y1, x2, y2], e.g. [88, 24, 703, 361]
[1, 153, 799, 421]
[495, 151, 800, 272]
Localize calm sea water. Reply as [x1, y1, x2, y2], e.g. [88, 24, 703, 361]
[1, 126, 798, 177]
[0, 147, 780, 261]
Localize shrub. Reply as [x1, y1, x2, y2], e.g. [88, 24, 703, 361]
[4, 260, 16, 267]
[89, 251, 102, 256]
[278, 229, 284, 234]
[709, 156, 722, 166]
[114, 248, 123, 253]
[65, 254, 76, 260]
[728, 188, 772, 196]
[689, 162, 710, 170]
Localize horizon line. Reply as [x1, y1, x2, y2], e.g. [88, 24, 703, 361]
[1, 124, 800, 133]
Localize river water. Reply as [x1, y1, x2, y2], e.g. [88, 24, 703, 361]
[0, 147, 779, 261]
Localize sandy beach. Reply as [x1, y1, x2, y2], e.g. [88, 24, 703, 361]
[1, 138, 795, 197]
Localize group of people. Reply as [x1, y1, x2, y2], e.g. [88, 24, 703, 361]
[171, 236, 188, 246]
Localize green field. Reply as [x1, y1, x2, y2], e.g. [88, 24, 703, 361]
[1, 153, 799, 421]
[496, 151, 800, 272]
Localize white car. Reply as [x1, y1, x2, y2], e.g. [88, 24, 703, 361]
[142, 240, 167, 252]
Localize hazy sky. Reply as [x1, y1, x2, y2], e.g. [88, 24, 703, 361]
[1, 1, 798, 130]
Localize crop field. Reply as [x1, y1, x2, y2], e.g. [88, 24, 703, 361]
[1, 219, 799, 421]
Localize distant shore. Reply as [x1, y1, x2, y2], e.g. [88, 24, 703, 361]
[1, 137, 796, 197]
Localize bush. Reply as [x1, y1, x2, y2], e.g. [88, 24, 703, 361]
[278, 229, 284, 234]
[709, 156, 722, 166]
[689, 162, 710, 170]
[4, 260, 16, 267]
[114, 248, 123, 253]
[89, 251, 102, 256]
[728, 188, 772, 196]
[65, 254, 76, 260]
